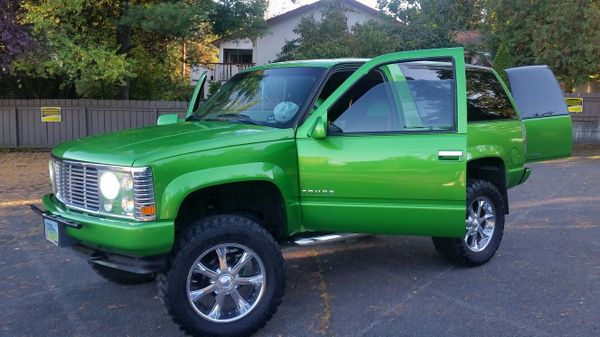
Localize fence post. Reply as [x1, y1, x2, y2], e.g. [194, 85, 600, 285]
[13, 106, 19, 148]
[83, 106, 88, 137]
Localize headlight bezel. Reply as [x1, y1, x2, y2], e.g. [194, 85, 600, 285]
[50, 158, 156, 222]
[98, 169, 137, 218]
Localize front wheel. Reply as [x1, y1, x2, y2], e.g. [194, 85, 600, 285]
[158, 215, 285, 337]
[432, 179, 505, 266]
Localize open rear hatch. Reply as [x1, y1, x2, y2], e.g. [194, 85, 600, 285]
[506, 65, 573, 162]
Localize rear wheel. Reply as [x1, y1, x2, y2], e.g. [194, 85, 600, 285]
[158, 215, 285, 337]
[432, 179, 505, 266]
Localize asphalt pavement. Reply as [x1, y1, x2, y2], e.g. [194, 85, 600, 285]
[1, 150, 599, 337]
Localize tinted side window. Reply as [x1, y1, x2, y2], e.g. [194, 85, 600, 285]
[328, 70, 395, 133]
[328, 60, 456, 134]
[467, 70, 517, 121]
[392, 62, 455, 130]
[330, 82, 397, 133]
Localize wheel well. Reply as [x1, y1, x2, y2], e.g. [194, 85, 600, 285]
[467, 157, 509, 214]
[176, 181, 287, 240]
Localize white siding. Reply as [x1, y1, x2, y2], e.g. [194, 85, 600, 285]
[218, 39, 254, 63]
[218, 3, 381, 65]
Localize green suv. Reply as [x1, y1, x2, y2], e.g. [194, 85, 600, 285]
[35, 48, 572, 336]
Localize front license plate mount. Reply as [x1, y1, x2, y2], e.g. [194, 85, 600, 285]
[42, 214, 78, 247]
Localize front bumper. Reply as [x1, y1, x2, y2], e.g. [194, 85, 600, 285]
[42, 194, 174, 257]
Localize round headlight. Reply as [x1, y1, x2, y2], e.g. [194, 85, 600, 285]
[121, 196, 134, 214]
[121, 175, 133, 191]
[103, 202, 113, 212]
[99, 172, 120, 200]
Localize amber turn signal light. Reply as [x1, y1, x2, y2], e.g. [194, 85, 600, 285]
[140, 205, 156, 216]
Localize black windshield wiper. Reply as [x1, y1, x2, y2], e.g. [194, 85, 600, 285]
[186, 114, 202, 121]
[212, 113, 263, 125]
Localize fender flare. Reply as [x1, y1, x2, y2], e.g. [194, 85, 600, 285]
[159, 162, 294, 220]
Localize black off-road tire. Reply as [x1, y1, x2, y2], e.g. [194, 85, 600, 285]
[157, 215, 285, 337]
[90, 263, 155, 285]
[432, 179, 505, 266]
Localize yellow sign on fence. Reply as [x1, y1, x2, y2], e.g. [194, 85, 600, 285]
[565, 98, 583, 113]
[41, 107, 62, 122]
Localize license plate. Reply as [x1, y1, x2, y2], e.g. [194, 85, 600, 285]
[44, 218, 60, 246]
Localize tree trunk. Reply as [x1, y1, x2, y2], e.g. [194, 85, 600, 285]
[182, 41, 187, 78]
[117, 0, 131, 100]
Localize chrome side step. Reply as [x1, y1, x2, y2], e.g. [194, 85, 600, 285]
[293, 233, 366, 246]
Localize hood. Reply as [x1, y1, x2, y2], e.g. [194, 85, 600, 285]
[52, 121, 294, 166]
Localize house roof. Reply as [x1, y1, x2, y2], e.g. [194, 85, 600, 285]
[213, 0, 383, 45]
[266, 0, 382, 25]
[453, 30, 483, 45]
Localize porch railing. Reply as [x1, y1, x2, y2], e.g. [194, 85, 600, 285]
[191, 63, 255, 83]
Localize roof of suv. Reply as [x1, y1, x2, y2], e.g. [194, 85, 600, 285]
[245, 58, 491, 72]
[247, 59, 369, 71]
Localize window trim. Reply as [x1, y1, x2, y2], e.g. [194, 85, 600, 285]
[294, 63, 364, 128]
[325, 57, 458, 136]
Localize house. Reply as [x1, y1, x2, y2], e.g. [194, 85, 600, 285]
[192, 0, 384, 84]
[453, 30, 492, 67]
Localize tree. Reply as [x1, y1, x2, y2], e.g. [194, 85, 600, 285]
[0, 0, 35, 72]
[377, 0, 486, 50]
[16, 0, 133, 98]
[3, 0, 267, 99]
[351, 19, 400, 57]
[276, 1, 398, 61]
[486, 0, 600, 91]
[492, 43, 512, 85]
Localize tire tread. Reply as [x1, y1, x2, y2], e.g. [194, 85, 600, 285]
[432, 179, 505, 266]
[157, 215, 285, 337]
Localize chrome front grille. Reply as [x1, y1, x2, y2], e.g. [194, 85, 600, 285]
[54, 160, 100, 212]
[52, 158, 156, 221]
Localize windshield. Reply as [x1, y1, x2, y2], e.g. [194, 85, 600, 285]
[189, 67, 326, 128]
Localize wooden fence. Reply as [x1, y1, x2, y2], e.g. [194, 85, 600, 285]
[0, 99, 187, 149]
[1, 95, 599, 149]
[566, 93, 600, 144]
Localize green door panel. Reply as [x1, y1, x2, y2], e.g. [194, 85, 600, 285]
[298, 134, 466, 237]
[505, 66, 573, 162]
[297, 48, 467, 238]
[522, 116, 573, 162]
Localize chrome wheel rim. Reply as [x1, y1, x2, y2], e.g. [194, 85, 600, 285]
[186, 243, 266, 323]
[465, 196, 496, 252]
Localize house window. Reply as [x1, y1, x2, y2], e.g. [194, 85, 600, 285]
[223, 49, 253, 64]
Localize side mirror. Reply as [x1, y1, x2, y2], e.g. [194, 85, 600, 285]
[157, 113, 182, 125]
[310, 117, 327, 139]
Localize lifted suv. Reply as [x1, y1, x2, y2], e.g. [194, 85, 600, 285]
[35, 48, 572, 336]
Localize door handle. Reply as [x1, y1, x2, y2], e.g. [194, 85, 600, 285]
[438, 150, 463, 161]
